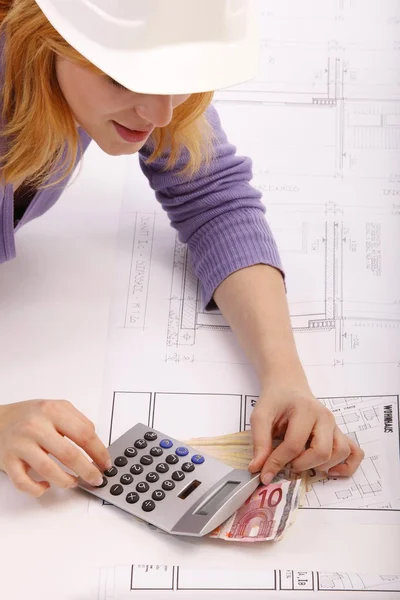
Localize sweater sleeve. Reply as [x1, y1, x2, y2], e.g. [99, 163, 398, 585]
[138, 103, 284, 309]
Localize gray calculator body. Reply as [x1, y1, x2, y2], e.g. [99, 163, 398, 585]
[78, 423, 260, 537]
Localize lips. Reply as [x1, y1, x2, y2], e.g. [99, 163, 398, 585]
[112, 121, 153, 143]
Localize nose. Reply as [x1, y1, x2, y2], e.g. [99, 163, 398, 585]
[135, 95, 174, 128]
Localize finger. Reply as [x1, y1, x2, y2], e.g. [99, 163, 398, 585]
[290, 415, 335, 473]
[248, 409, 274, 473]
[34, 426, 105, 487]
[19, 444, 79, 489]
[45, 401, 112, 472]
[260, 414, 315, 485]
[6, 459, 50, 498]
[328, 437, 365, 477]
[317, 427, 351, 472]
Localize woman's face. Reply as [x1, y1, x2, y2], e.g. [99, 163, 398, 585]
[55, 57, 190, 156]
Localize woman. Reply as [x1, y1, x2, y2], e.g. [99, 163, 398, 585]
[0, 0, 364, 498]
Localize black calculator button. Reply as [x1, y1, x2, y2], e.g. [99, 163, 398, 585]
[152, 489, 165, 501]
[110, 484, 123, 496]
[146, 472, 159, 483]
[126, 492, 139, 504]
[124, 447, 137, 458]
[140, 455, 153, 466]
[130, 464, 144, 475]
[159, 439, 173, 449]
[172, 470, 185, 482]
[144, 431, 158, 441]
[150, 446, 163, 457]
[114, 456, 128, 467]
[175, 446, 189, 457]
[142, 499, 156, 512]
[104, 466, 118, 477]
[120, 474, 134, 485]
[156, 462, 169, 474]
[166, 454, 179, 465]
[134, 439, 147, 450]
[96, 476, 108, 488]
[136, 482, 150, 493]
[162, 479, 175, 491]
[182, 462, 195, 473]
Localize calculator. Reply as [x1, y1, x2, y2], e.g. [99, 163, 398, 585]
[77, 423, 261, 537]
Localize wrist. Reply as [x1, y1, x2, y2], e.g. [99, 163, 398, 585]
[258, 348, 310, 390]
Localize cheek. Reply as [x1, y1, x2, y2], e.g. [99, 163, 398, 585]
[56, 61, 113, 123]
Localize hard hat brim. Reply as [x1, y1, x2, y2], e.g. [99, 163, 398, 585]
[35, 0, 260, 95]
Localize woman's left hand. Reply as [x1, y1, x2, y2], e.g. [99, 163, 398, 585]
[248, 380, 365, 485]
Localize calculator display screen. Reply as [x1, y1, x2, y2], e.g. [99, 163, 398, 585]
[194, 481, 240, 516]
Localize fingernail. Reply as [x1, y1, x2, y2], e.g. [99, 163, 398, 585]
[262, 472, 274, 486]
[105, 459, 112, 470]
[92, 475, 105, 487]
[328, 470, 340, 477]
[248, 459, 256, 469]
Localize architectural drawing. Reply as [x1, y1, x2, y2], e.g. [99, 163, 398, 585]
[166, 214, 400, 362]
[162, 0, 400, 363]
[91, 0, 400, 575]
[105, 391, 400, 512]
[97, 564, 400, 598]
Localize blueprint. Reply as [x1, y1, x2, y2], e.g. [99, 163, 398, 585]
[95, 0, 400, 534]
[97, 564, 400, 599]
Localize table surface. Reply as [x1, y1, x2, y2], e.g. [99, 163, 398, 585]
[1, 145, 399, 600]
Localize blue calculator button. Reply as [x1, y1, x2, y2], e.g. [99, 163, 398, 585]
[191, 454, 205, 464]
[160, 439, 173, 449]
[175, 446, 189, 457]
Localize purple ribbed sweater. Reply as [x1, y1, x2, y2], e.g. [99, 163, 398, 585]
[0, 39, 283, 309]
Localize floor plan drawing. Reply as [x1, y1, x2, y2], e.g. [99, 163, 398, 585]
[97, 564, 400, 599]
[166, 213, 400, 365]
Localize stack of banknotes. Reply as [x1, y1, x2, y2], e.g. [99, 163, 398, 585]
[184, 430, 326, 542]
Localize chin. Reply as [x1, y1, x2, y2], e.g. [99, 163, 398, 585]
[95, 138, 144, 157]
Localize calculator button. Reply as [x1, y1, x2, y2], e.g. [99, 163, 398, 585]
[134, 439, 147, 449]
[110, 484, 123, 496]
[124, 447, 137, 458]
[120, 474, 134, 485]
[142, 499, 156, 512]
[140, 455, 153, 466]
[162, 480, 175, 491]
[182, 462, 195, 473]
[114, 456, 128, 467]
[175, 446, 189, 457]
[152, 489, 165, 501]
[166, 454, 179, 465]
[191, 454, 205, 465]
[104, 466, 118, 477]
[172, 470, 185, 482]
[130, 464, 144, 475]
[96, 476, 108, 488]
[156, 462, 169, 474]
[146, 472, 159, 483]
[144, 431, 158, 441]
[150, 446, 163, 457]
[160, 439, 173, 449]
[126, 492, 139, 504]
[136, 482, 150, 493]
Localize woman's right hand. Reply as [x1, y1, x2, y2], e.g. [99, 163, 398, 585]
[0, 399, 112, 498]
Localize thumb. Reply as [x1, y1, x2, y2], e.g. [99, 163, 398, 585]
[248, 411, 273, 473]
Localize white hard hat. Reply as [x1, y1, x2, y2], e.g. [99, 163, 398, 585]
[34, 0, 260, 95]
